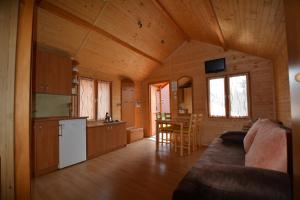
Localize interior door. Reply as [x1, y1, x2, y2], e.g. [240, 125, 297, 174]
[121, 80, 135, 127]
[59, 119, 86, 169]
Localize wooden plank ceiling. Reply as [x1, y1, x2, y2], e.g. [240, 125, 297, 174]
[36, 0, 286, 80]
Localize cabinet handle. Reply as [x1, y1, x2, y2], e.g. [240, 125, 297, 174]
[58, 124, 63, 136]
[45, 84, 49, 91]
[39, 126, 42, 129]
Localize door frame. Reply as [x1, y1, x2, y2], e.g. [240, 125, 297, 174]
[148, 80, 171, 136]
[15, 0, 34, 199]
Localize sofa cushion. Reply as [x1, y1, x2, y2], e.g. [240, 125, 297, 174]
[221, 131, 247, 145]
[245, 127, 287, 173]
[194, 138, 245, 167]
[243, 119, 279, 152]
[173, 163, 291, 200]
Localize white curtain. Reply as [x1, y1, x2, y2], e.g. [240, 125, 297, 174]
[79, 78, 95, 120]
[97, 81, 111, 120]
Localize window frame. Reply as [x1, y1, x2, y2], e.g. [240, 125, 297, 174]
[207, 73, 251, 119]
[207, 76, 227, 118]
[78, 76, 112, 121]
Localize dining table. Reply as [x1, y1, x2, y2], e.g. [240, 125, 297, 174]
[155, 119, 186, 156]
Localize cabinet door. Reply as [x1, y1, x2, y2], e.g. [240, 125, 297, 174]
[53, 55, 72, 95]
[110, 123, 126, 149]
[87, 127, 100, 159]
[98, 126, 107, 155]
[105, 125, 113, 152]
[45, 121, 59, 169]
[34, 50, 72, 95]
[116, 123, 126, 147]
[34, 51, 48, 93]
[34, 121, 49, 174]
[87, 126, 107, 159]
[34, 120, 58, 176]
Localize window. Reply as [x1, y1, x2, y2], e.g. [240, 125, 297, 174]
[79, 77, 111, 120]
[208, 77, 226, 117]
[97, 81, 111, 120]
[79, 78, 95, 120]
[229, 75, 248, 117]
[208, 74, 249, 118]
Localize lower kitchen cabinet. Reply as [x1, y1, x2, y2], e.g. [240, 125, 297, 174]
[87, 122, 127, 159]
[33, 120, 59, 176]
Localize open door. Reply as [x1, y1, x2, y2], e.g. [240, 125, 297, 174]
[149, 82, 170, 136]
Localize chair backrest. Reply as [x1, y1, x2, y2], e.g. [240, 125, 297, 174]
[165, 113, 172, 119]
[156, 112, 162, 120]
[188, 114, 203, 134]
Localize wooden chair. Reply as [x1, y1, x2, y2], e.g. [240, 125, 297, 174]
[173, 114, 203, 155]
[156, 112, 173, 146]
[162, 113, 173, 145]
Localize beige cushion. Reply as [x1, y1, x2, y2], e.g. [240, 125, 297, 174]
[245, 126, 287, 173]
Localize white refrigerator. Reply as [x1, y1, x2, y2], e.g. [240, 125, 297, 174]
[58, 119, 86, 169]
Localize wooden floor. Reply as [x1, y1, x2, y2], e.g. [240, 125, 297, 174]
[32, 139, 205, 200]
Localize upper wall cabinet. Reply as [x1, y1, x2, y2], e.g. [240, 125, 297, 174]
[34, 49, 72, 95]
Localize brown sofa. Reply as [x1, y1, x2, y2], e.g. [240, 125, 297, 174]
[172, 126, 292, 200]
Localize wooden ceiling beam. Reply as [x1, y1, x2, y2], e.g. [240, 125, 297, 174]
[208, 0, 227, 50]
[38, 0, 162, 65]
[152, 0, 190, 41]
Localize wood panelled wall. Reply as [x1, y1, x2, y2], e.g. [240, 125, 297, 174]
[273, 44, 291, 127]
[0, 0, 19, 198]
[142, 41, 276, 144]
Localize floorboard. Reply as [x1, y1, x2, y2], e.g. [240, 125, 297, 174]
[31, 139, 205, 200]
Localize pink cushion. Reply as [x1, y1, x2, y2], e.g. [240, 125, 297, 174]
[243, 119, 279, 152]
[243, 119, 261, 152]
[245, 126, 287, 173]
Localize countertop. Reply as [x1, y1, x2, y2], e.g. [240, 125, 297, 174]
[87, 121, 126, 128]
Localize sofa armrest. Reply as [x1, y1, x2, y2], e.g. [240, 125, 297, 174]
[220, 131, 247, 145]
[173, 163, 291, 200]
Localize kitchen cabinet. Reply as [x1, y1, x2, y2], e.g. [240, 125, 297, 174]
[87, 122, 127, 159]
[87, 125, 107, 159]
[34, 50, 72, 95]
[33, 120, 59, 176]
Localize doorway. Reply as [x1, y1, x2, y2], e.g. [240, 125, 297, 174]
[149, 81, 170, 136]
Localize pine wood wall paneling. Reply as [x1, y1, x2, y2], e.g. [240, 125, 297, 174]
[45, 0, 186, 62]
[14, 0, 34, 199]
[158, 0, 221, 46]
[0, 0, 19, 199]
[274, 44, 291, 127]
[75, 32, 158, 81]
[212, 0, 286, 60]
[34, 0, 288, 83]
[38, 0, 162, 64]
[143, 41, 276, 144]
[284, 0, 300, 198]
